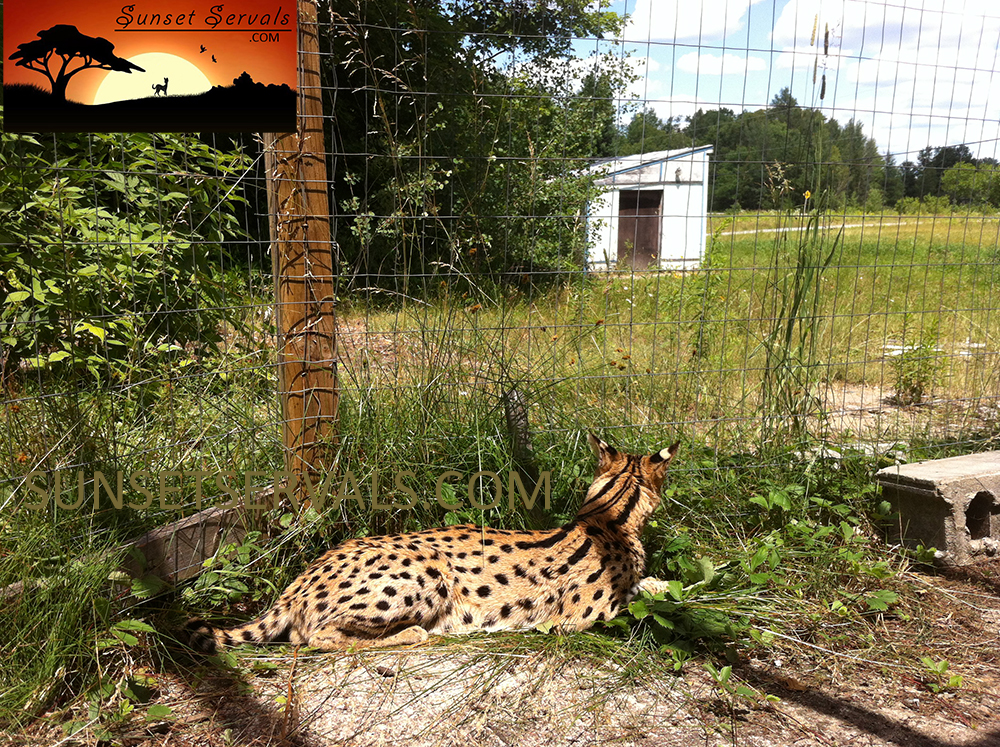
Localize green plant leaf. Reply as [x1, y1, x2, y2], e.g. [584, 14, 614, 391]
[651, 613, 675, 630]
[75, 322, 107, 341]
[146, 704, 173, 719]
[863, 590, 898, 612]
[112, 631, 139, 646]
[131, 575, 167, 599]
[696, 557, 716, 585]
[4, 290, 30, 304]
[628, 598, 649, 619]
[114, 619, 156, 633]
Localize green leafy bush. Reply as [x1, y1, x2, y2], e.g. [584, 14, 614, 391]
[0, 124, 250, 382]
[889, 323, 942, 406]
[894, 195, 952, 215]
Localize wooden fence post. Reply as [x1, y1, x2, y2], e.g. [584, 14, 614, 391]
[264, 0, 338, 483]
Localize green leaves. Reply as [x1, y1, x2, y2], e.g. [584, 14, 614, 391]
[5, 290, 30, 304]
[623, 554, 745, 656]
[920, 657, 964, 693]
[74, 321, 106, 342]
[628, 598, 649, 620]
[705, 662, 774, 704]
[179, 533, 276, 607]
[130, 575, 167, 600]
[96, 619, 156, 648]
[328, 1, 630, 284]
[749, 487, 792, 513]
[0, 122, 250, 383]
[862, 589, 898, 612]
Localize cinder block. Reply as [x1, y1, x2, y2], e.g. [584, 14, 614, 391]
[120, 505, 248, 583]
[876, 451, 1000, 565]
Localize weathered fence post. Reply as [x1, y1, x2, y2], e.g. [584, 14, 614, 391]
[264, 0, 338, 484]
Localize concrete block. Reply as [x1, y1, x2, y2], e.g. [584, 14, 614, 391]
[876, 451, 1000, 565]
[120, 505, 248, 583]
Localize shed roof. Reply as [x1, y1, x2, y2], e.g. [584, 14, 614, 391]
[587, 145, 714, 177]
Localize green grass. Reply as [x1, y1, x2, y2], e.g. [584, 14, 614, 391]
[2, 211, 999, 735]
[345, 211, 1000, 450]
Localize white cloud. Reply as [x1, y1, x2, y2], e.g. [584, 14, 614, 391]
[676, 52, 766, 76]
[769, 0, 1000, 157]
[623, 56, 665, 100]
[578, 0, 1000, 159]
[771, 0, 1000, 51]
[622, 0, 767, 43]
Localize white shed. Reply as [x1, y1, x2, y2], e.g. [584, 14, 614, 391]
[585, 146, 713, 271]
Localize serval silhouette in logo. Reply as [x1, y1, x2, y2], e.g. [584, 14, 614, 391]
[152, 78, 168, 96]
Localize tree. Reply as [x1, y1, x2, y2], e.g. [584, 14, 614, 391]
[619, 109, 688, 156]
[940, 162, 1000, 206]
[686, 107, 735, 145]
[909, 145, 975, 198]
[768, 87, 808, 133]
[901, 160, 920, 199]
[831, 118, 883, 206]
[881, 152, 905, 206]
[573, 71, 618, 158]
[321, 0, 627, 286]
[8, 25, 144, 101]
[940, 162, 978, 204]
[0, 126, 250, 380]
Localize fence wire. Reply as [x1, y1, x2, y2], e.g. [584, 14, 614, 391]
[2, 0, 999, 535]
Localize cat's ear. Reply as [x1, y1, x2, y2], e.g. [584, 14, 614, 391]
[588, 433, 619, 474]
[649, 442, 679, 465]
[646, 442, 679, 485]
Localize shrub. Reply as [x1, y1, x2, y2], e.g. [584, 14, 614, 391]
[0, 124, 251, 382]
[894, 195, 952, 215]
[889, 319, 941, 406]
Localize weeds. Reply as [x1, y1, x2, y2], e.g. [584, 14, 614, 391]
[181, 532, 281, 610]
[919, 657, 964, 694]
[605, 445, 912, 676]
[758, 168, 841, 444]
[704, 662, 777, 707]
[890, 316, 942, 405]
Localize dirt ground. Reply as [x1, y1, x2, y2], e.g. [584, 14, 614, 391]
[820, 381, 1000, 445]
[333, 316, 1000, 447]
[14, 566, 1000, 747]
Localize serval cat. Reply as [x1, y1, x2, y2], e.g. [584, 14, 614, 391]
[185, 435, 678, 652]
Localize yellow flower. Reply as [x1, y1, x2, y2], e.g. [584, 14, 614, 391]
[804, 190, 812, 200]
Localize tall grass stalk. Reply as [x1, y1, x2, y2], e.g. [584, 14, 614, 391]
[758, 172, 841, 445]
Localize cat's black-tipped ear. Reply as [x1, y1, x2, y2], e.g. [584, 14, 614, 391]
[649, 442, 680, 466]
[588, 433, 620, 474]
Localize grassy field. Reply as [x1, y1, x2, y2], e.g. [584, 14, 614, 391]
[343, 211, 1000, 450]
[2, 212, 999, 740]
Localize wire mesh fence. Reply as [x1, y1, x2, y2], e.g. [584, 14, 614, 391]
[320, 0, 1000, 491]
[3, 0, 1000, 538]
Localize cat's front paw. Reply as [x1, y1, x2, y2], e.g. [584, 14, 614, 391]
[628, 576, 671, 600]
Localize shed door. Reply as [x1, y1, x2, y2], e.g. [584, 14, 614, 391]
[617, 190, 661, 269]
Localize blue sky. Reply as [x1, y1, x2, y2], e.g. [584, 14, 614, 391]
[572, 0, 1000, 161]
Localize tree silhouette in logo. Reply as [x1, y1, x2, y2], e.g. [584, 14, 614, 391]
[8, 25, 145, 101]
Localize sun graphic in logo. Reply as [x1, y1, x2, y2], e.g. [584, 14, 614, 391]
[93, 53, 212, 104]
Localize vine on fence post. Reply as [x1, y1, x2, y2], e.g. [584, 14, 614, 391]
[264, 0, 339, 500]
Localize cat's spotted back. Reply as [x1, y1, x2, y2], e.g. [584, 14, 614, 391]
[186, 435, 678, 652]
